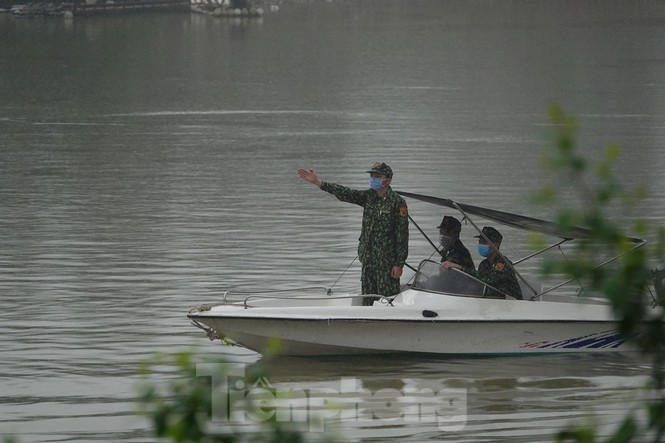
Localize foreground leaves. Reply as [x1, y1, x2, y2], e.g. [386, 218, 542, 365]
[541, 104, 665, 442]
[137, 351, 334, 443]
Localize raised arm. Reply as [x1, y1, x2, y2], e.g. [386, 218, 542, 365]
[297, 168, 322, 187]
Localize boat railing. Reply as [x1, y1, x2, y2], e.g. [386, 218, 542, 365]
[214, 286, 329, 305]
[215, 287, 398, 309]
[241, 293, 368, 309]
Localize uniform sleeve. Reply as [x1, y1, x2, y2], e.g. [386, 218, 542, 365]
[320, 181, 368, 207]
[461, 249, 476, 271]
[494, 263, 523, 299]
[393, 199, 409, 267]
[445, 244, 475, 270]
[462, 266, 479, 277]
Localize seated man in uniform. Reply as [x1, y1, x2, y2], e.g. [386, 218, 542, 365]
[437, 215, 474, 270]
[442, 226, 522, 300]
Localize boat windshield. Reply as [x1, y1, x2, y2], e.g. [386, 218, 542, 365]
[411, 260, 486, 297]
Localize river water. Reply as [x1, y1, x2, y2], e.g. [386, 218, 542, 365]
[1, 0, 665, 441]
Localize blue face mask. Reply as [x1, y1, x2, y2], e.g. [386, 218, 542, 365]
[369, 177, 384, 191]
[477, 244, 492, 257]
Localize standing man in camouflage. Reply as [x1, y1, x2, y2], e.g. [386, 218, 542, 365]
[297, 162, 409, 305]
[442, 226, 522, 299]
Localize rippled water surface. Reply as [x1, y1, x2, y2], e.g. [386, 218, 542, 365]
[2, 0, 665, 441]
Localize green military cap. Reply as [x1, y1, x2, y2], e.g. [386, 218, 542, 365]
[475, 226, 503, 244]
[366, 162, 393, 178]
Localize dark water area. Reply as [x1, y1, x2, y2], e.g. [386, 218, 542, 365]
[1, 0, 665, 441]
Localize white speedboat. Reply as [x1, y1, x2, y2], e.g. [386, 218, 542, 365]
[188, 192, 654, 356]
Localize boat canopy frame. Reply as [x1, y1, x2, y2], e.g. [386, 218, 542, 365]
[397, 191, 644, 243]
[398, 191, 647, 301]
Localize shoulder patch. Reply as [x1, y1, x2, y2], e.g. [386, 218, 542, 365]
[399, 207, 408, 217]
[494, 262, 505, 271]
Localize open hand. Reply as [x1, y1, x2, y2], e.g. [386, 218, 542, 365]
[297, 168, 322, 187]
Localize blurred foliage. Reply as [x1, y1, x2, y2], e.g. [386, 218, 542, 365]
[534, 103, 665, 442]
[136, 348, 336, 443]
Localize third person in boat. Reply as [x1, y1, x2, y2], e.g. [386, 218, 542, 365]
[441, 226, 522, 299]
[437, 215, 475, 270]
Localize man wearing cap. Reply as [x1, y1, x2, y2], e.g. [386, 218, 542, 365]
[297, 162, 409, 305]
[437, 215, 474, 270]
[442, 226, 522, 299]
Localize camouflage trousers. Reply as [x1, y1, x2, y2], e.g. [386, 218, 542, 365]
[361, 264, 401, 306]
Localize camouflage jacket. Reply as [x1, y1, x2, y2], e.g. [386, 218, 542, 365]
[440, 239, 475, 270]
[320, 182, 409, 269]
[463, 258, 522, 299]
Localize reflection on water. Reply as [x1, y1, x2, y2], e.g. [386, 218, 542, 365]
[252, 353, 650, 442]
[1, 0, 665, 441]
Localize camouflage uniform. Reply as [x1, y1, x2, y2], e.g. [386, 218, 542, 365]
[441, 240, 475, 270]
[463, 258, 522, 299]
[319, 181, 409, 302]
[460, 226, 522, 299]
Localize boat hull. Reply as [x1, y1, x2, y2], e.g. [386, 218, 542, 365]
[193, 316, 625, 356]
[188, 290, 628, 356]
